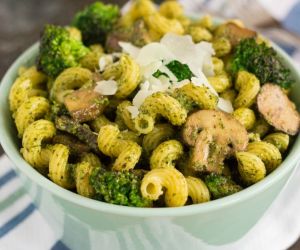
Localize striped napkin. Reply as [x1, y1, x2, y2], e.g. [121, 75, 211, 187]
[1, 1, 300, 249]
[0, 156, 69, 250]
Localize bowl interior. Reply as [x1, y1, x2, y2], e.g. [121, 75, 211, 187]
[1, 42, 300, 217]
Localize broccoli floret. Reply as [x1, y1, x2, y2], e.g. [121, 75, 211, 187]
[90, 168, 152, 207]
[153, 60, 193, 81]
[37, 25, 89, 77]
[205, 173, 242, 199]
[72, 2, 120, 45]
[231, 38, 293, 89]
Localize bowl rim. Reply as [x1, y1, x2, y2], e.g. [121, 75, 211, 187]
[1, 41, 300, 217]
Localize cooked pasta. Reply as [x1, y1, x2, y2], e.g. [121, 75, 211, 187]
[102, 54, 140, 99]
[159, 1, 183, 19]
[142, 123, 175, 156]
[247, 141, 282, 173]
[212, 57, 224, 75]
[233, 108, 256, 130]
[251, 118, 270, 137]
[150, 140, 183, 169]
[49, 144, 75, 189]
[144, 13, 184, 39]
[195, 15, 213, 30]
[186, 176, 210, 204]
[15, 96, 50, 137]
[80, 44, 104, 71]
[212, 37, 232, 57]
[9, 66, 47, 114]
[173, 83, 218, 111]
[97, 125, 142, 171]
[188, 26, 213, 43]
[234, 71, 260, 108]
[140, 167, 188, 207]
[74, 153, 101, 197]
[135, 92, 187, 134]
[51, 67, 93, 103]
[220, 89, 237, 103]
[21, 119, 55, 168]
[116, 100, 137, 132]
[207, 73, 231, 93]
[236, 152, 266, 185]
[264, 133, 290, 153]
[90, 114, 116, 132]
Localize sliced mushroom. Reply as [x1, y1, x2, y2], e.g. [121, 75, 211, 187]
[257, 83, 300, 135]
[64, 87, 107, 123]
[183, 110, 248, 174]
[215, 23, 257, 46]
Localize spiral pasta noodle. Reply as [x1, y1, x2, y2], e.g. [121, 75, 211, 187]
[234, 71, 260, 109]
[247, 141, 282, 173]
[116, 100, 137, 132]
[135, 92, 187, 134]
[251, 118, 270, 137]
[188, 26, 212, 43]
[9, 66, 47, 114]
[74, 153, 101, 197]
[142, 123, 175, 156]
[80, 44, 104, 71]
[212, 57, 224, 75]
[186, 176, 210, 204]
[144, 13, 184, 40]
[49, 144, 75, 189]
[150, 140, 183, 169]
[220, 89, 237, 103]
[140, 167, 188, 207]
[120, 0, 156, 27]
[236, 151, 266, 185]
[159, 1, 183, 19]
[90, 114, 116, 132]
[15, 96, 50, 137]
[207, 73, 231, 93]
[263, 133, 289, 153]
[21, 119, 55, 169]
[97, 125, 142, 171]
[173, 83, 218, 111]
[51, 67, 93, 103]
[233, 108, 256, 130]
[102, 54, 141, 99]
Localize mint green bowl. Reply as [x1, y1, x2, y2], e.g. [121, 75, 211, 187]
[1, 42, 300, 250]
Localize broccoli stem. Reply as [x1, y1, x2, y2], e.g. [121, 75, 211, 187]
[55, 116, 100, 155]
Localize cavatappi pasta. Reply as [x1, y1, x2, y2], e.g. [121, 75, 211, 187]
[9, 0, 300, 208]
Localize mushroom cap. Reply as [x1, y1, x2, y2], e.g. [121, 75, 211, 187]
[257, 84, 300, 135]
[183, 110, 248, 151]
[183, 110, 249, 174]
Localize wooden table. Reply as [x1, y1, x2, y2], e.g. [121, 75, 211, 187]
[0, 0, 298, 249]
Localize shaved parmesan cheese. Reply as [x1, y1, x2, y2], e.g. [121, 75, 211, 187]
[136, 43, 175, 66]
[132, 89, 154, 108]
[118, 33, 218, 119]
[217, 98, 234, 113]
[158, 65, 177, 82]
[119, 42, 140, 58]
[127, 106, 139, 118]
[141, 61, 163, 78]
[94, 80, 118, 95]
[99, 55, 113, 72]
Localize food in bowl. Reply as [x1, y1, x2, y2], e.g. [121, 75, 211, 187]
[8, 0, 300, 208]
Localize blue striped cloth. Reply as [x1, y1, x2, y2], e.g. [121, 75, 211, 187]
[0, 156, 69, 250]
[1, 1, 300, 249]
